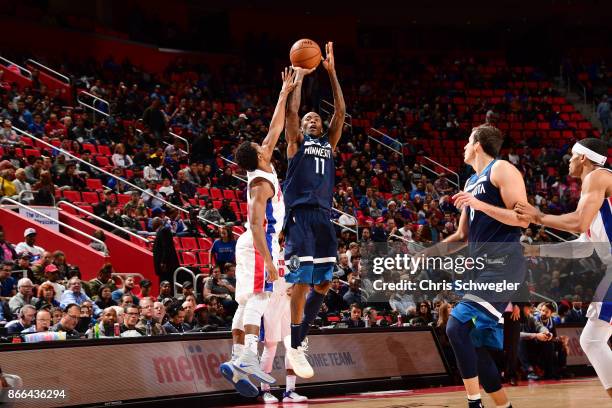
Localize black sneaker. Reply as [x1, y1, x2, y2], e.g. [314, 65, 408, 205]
[468, 399, 483, 408]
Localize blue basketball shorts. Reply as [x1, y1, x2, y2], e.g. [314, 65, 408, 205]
[284, 207, 337, 285]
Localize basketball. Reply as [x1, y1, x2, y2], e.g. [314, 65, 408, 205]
[290, 39, 322, 70]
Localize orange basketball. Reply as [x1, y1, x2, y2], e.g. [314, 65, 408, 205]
[289, 39, 322, 70]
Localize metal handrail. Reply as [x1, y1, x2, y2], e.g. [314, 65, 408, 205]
[218, 156, 247, 182]
[367, 129, 403, 156]
[161, 140, 188, 156]
[529, 291, 558, 312]
[421, 156, 460, 189]
[10, 126, 195, 218]
[169, 131, 190, 155]
[332, 207, 358, 236]
[77, 90, 110, 118]
[57, 200, 150, 243]
[111, 272, 147, 289]
[322, 99, 352, 128]
[331, 219, 356, 234]
[173, 267, 197, 296]
[0, 197, 105, 247]
[25, 59, 70, 84]
[541, 228, 569, 242]
[0, 56, 32, 78]
[216, 166, 247, 184]
[196, 216, 241, 237]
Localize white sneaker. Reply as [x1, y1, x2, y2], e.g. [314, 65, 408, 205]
[233, 349, 276, 384]
[258, 391, 279, 403]
[283, 390, 308, 402]
[285, 339, 313, 379]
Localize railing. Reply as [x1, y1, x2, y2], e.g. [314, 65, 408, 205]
[0, 197, 105, 247]
[218, 156, 248, 183]
[10, 127, 214, 222]
[421, 156, 460, 189]
[529, 290, 558, 312]
[25, 59, 70, 85]
[331, 207, 358, 236]
[541, 228, 569, 242]
[57, 200, 150, 244]
[0, 56, 32, 78]
[77, 90, 110, 120]
[367, 128, 404, 158]
[321, 99, 352, 129]
[173, 267, 197, 296]
[169, 131, 190, 156]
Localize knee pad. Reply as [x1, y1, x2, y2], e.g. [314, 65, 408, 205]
[231, 304, 245, 332]
[243, 293, 270, 327]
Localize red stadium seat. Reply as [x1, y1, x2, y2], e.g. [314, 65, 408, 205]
[81, 191, 100, 204]
[24, 149, 40, 157]
[62, 190, 81, 202]
[223, 190, 236, 200]
[198, 238, 213, 251]
[181, 252, 198, 265]
[180, 237, 198, 251]
[97, 145, 112, 156]
[197, 187, 209, 197]
[86, 178, 103, 190]
[198, 252, 211, 265]
[117, 194, 131, 205]
[95, 156, 110, 167]
[210, 188, 223, 199]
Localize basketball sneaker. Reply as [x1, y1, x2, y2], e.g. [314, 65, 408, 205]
[467, 399, 483, 408]
[233, 348, 276, 384]
[286, 338, 314, 379]
[283, 390, 308, 402]
[258, 391, 279, 403]
[220, 354, 259, 398]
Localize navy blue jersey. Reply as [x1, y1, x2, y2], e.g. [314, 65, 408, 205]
[283, 134, 335, 210]
[464, 159, 521, 253]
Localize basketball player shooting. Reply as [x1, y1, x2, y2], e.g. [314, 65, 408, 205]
[283, 41, 346, 379]
[515, 138, 612, 399]
[429, 125, 529, 408]
[219, 67, 297, 398]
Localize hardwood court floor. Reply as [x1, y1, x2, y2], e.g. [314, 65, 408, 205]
[233, 378, 610, 408]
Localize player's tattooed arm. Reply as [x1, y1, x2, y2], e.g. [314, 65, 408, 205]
[323, 42, 346, 150]
[261, 67, 297, 162]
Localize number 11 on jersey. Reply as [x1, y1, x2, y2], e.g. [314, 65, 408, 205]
[314, 157, 325, 175]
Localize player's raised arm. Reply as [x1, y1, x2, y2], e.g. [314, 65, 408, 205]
[285, 67, 314, 157]
[515, 169, 608, 233]
[261, 67, 297, 162]
[248, 179, 278, 282]
[322, 42, 346, 150]
[453, 160, 530, 228]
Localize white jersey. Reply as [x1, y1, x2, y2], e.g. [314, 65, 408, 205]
[240, 165, 285, 258]
[585, 169, 612, 265]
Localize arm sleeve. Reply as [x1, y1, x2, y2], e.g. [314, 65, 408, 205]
[539, 233, 595, 259]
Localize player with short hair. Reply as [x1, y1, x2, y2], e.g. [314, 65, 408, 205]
[283, 42, 346, 378]
[431, 124, 529, 408]
[219, 68, 297, 397]
[516, 137, 612, 399]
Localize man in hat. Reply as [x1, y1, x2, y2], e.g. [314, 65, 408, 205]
[137, 279, 153, 301]
[14, 228, 45, 260]
[42, 264, 65, 302]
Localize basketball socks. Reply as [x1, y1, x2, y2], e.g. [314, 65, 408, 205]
[299, 290, 326, 342]
[286, 374, 296, 392]
[467, 394, 482, 408]
[245, 334, 259, 354]
[291, 324, 302, 349]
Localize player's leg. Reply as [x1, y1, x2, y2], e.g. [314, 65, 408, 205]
[476, 347, 511, 407]
[280, 295, 307, 403]
[220, 303, 259, 397]
[580, 306, 612, 397]
[258, 340, 280, 403]
[298, 209, 337, 343]
[233, 292, 276, 384]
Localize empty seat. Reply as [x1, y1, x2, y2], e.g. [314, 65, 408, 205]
[62, 190, 81, 202]
[86, 178, 103, 190]
[81, 191, 100, 204]
[210, 188, 223, 199]
[197, 238, 213, 251]
[181, 252, 198, 265]
[180, 237, 198, 250]
[223, 190, 236, 200]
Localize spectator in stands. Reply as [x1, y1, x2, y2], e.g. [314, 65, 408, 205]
[32, 171, 55, 206]
[519, 303, 553, 380]
[111, 275, 139, 305]
[95, 284, 117, 310]
[210, 226, 236, 267]
[60, 277, 101, 317]
[16, 253, 35, 284]
[52, 250, 69, 278]
[176, 169, 197, 201]
[157, 280, 172, 302]
[100, 202, 124, 233]
[162, 304, 190, 333]
[182, 300, 195, 329]
[142, 97, 167, 139]
[564, 295, 587, 323]
[41, 264, 64, 302]
[12, 168, 33, 203]
[142, 180, 164, 209]
[50, 307, 62, 326]
[153, 301, 166, 324]
[44, 113, 65, 138]
[341, 303, 365, 328]
[31, 251, 53, 282]
[343, 277, 364, 307]
[34, 282, 60, 310]
[94, 307, 118, 337]
[86, 263, 116, 299]
[325, 276, 347, 315]
[415, 301, 434, 325]
[536, 302, 569, 378]
[5, 304, 36, 334]
[21, 309, 51, 334]
[90, 229, 109, 256]
[0, 231, 16, 264]
[75, 301, 94, 333]
[9, 278, 37, 316]
[135, 297, 165, 335]
[0, 119, 18, 144]
[218, 199, 237, 224]
[24, 157, 42, 185]
[120, 305, 144, 337]
[14, 228, 45, 260]
[198, 198, 224, 224]
[136, 279, 152, 300]
[176, 281, 195, 302]
[596, 95, 610, 133]
[334, 254, 353, 280]
[152, 217, 180, 285]
[120, 294, 134, 308]
[112, 144, 134, 169]
[56, 163, 86, 191]
[0, 261, 16, 300]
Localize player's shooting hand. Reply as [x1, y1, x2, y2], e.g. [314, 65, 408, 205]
[514, 201, 541, 224]
[281, 67, 298, 94]
[522, 243, 540, 257]
[452, 191, 483, 211]
[322, 41, 335, 73]
[291, 66, 316, 82]
[266, 260, 279, 282]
